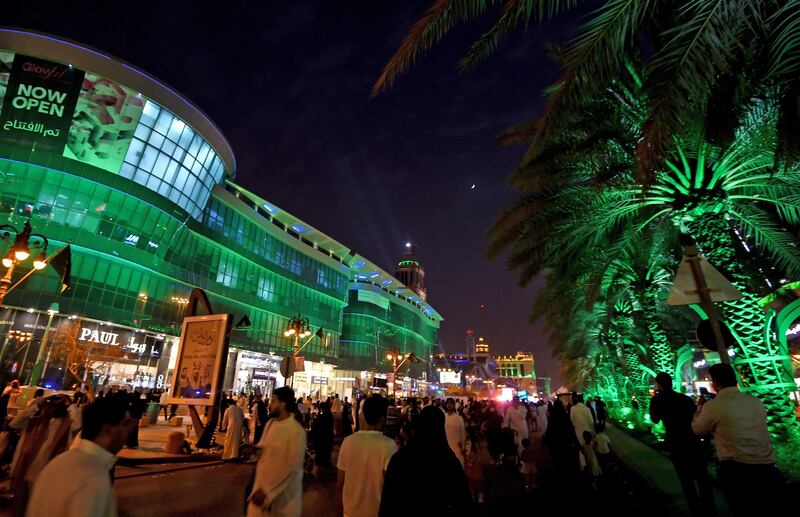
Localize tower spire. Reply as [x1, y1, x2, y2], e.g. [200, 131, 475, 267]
[395, 237, 427, 300]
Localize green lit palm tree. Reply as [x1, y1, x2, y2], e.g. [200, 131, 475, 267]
[594, 232, 686, 382]
[490, 81, 800, 435]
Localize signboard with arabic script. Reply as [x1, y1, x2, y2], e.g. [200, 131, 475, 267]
[0, 54, 84, 153]
[168, 314, 231, 406]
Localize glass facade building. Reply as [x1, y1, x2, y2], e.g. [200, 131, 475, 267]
[0, 29, 442, 391]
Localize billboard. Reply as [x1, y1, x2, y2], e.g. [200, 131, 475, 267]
[169, 314, 230, 406]
[439, 370, 462, 385]
[64, 71, 144, 172]
[0, 50, 145, 174]
[0, 53, 84, 153]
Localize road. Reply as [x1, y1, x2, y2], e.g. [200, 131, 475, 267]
[115, 459, 337, 517]
[116, 461, 254, 517]
[111, 437, 679, 517]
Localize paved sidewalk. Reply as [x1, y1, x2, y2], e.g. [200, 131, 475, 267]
[606, 424, 729, 516]
[118, 415, 221, 464]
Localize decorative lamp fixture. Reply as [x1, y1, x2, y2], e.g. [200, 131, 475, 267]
[284, 315, 310, 339]
[33, 252, 47, 270]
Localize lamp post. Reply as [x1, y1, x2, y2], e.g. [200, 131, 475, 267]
[171, 296, 189, 323]
[386, 350, 413, 397]
[30, 302, 59, 386]
[283, 315, 312, 388]
[0, 220, 49, 305]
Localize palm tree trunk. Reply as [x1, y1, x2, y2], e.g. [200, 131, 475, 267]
[690, 214, 798, 437]
[642, 288, 675, 378]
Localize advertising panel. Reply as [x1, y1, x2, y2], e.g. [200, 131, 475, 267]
[169, 314, 230, 406]
[439, 370, 462, 385]
[0, 53, 84, 153]
[64, 71, 144, 172]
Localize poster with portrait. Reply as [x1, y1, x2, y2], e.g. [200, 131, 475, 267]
[168, 314, 230, 406]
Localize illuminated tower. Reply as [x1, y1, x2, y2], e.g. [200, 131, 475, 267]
[395, 238, 427, 301]
[475, 337, 490, 359]
[465, 330, 476, 361]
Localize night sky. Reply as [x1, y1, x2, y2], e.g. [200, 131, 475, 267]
[3, 1, 581, 386]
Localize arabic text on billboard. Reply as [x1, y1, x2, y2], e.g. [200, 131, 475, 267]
[0, 54, 84, 153]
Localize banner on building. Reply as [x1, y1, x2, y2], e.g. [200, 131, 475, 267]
[169, 314, 231, 406]
[64, 71, 144, 172]
[0, 54, 84, 153]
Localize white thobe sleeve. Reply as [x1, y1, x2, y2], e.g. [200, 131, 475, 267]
[222, 407, 230, 432]
[266, 425, 306, 503]
[63, 480, 114, 517]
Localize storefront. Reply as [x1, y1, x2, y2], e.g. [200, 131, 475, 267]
[0, 304, 169, 390]
[232, 349, 284, 397]
[292, 360, 335, 401]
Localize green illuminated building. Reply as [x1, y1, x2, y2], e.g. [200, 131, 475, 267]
[0, 29, 442, 396]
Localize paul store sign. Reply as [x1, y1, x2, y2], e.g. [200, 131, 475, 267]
[79, 327, 122, 346]
[78, 326, 161, 357]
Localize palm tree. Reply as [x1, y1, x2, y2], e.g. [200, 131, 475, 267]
[489, 70, 800, 435]
[373, 1, 800, 179]
[595, 232, 685, 383]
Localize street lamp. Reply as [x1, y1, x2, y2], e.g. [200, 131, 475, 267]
[171, 296, 189, 323]
[387, 350, 416, 397]
[30, 302, 59, 386]
[284, 315, 311, 342]
[283, 315, 314, 387]
[0, 220, 49, 304]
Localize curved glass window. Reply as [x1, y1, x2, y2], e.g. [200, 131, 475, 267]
[121, 100, 225, 219]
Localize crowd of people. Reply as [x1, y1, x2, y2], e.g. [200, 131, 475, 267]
[0, 381, 143, 516]
[0, 360, 785, 517]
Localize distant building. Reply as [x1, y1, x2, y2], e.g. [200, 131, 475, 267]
[465, 330, 476, 361]
[493, 351, 537, 394]
[476, 337, 490, 359]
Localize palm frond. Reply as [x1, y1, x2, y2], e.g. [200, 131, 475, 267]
[765, 2, 800, 82]
[530, 0, 656, 155]
[638, 0, 752, 181]
[458, 0, 581, 71]
[730, 204, 800, 279]
[371, 0, 492, 97]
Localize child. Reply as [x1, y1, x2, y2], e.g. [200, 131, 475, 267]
[519, 438, 538, 489]
[464, 436, 483, 503]
[592, 422, 612, 471]
[581, 430, 601, 489]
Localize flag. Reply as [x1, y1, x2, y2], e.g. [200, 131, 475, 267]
[49, 244, 71, 293]
[408, 351, 421, 364]
[315, 327, 324, 339]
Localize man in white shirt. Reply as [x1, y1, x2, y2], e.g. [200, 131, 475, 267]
[692, 363, 783, 517]
[26, 397, 132, 517]
[502, 396, 528, 451]
[336, 395, 397, 517]
[248, 387, 306, 517]
[569, 393, 595, 444]
[221, 402, 244, 459]
[444, 398, 466, 467]
[159, 390, 169, 421]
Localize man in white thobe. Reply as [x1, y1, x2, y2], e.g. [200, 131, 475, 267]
[502, 396, 529, 452]
[569, 393, 596, 443]
[444, 398, 466, 467]
[221, 403, 244, 460]
[26, 397, 132, 517]
[331, 394, 343, 436]
[248, 387, 306, 517]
